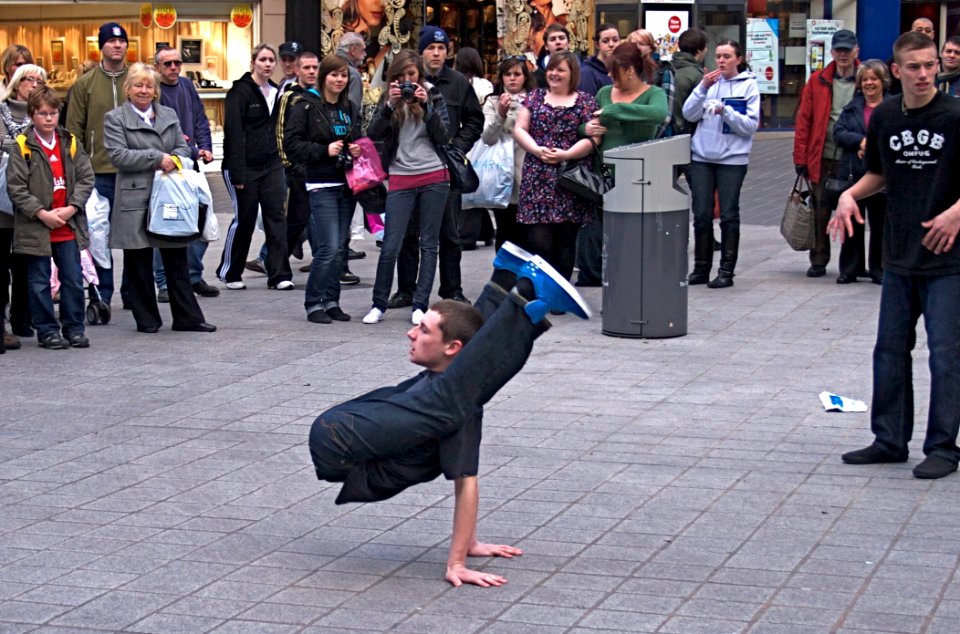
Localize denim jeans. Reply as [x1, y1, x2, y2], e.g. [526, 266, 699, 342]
[371, 182, 449, 311]
[396, 188, 464, 299]
[305, 186, 355, 314]
[93, 174, 117, 303]
[687, 161, 748, 236]
[153, 239, 208, 289]
[25, 240, 85, 338]
[870, 271, 960, 463]
[309, 282, 547, 501]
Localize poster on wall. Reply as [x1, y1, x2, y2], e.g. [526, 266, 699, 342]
[806, 19, 843, 82]
[644, 10, 689, 61]
[747, 18, 779, 94]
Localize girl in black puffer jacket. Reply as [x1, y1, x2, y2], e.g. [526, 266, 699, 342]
[217, 43, 292, 290]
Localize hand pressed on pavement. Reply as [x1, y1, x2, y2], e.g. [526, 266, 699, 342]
[445, 564, 508, 588]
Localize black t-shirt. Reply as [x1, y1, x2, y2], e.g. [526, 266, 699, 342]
[865, 91, 960, 275]
[406, 371, 482, 480]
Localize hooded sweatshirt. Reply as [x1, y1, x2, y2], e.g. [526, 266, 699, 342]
[681, 69, 760, 165]
[578, 55, 612, 96]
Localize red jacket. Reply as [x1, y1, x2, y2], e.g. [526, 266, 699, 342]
[793, 60, 860, 183]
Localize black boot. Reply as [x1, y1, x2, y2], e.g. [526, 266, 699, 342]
[687, 231, 714, 285]
[708, 231, 739, 289]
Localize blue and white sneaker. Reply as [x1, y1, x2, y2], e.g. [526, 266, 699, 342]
[493, 241, 536, 276]
[518, 255, 592, 322]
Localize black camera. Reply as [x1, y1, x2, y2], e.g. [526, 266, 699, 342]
[400, 80, 417, 103]
[335, 146, 353, 170]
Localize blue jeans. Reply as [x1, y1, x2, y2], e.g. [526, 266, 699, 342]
[687, 161, 748, 236]
[371, 182, 449, 311]
[25, 240, 85, 338]
[154, 240, 208, 289]
[871, 271, 960, 462]
[93, 174, 117, 303]
[305, 186, 355, 314]
[309, 283, 547, 502]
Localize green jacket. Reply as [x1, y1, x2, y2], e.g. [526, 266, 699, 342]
[65, 63, 128, 173]
[6, 126, 95, 256]
[671, 51, 705, 135]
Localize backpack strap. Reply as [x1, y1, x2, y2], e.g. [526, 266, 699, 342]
[14, 134, 31, 163]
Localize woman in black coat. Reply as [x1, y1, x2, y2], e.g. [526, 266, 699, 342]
[832, 59, 891, 284]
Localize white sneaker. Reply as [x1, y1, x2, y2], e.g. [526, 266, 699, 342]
[411, 308, 424, 325]
[224, 281, 246, 290]
[272, 281, 295, 290]
[362, 307, 383, 324]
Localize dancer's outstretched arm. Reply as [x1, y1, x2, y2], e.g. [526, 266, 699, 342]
[445, 477, 522, 587]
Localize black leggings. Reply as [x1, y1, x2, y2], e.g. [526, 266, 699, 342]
[520, 221, 580, 280]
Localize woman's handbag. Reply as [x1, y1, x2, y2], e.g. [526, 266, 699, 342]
[440, 144, 480, 194]
[346, 137, 387, 195]
[461, 136, 514, 209]
[147, 157, 201, 239]
[558, 139, 613, 206]
[780, 173, 816, 251]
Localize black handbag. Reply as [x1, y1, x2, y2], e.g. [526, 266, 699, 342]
[440, 144, 479, 194]
[558, 138, 613, 206]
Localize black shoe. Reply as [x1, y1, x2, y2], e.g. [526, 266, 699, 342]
[192, 280, 221, 297]
[387, 292, 413, 309]
[348, 247, 366, 260]
[157, 289, 170, 303]
[447, 293, 471, 305]
[299, 264, 311, 273]
[67, 333, 90, 348]
[841, 444, 908, 465]
[870, 274, 883, 285]
[836, 275, 857, 284]
[376, 240, 383, 249]
[707, 273, 733, 289]
[172, 322, 217, 332]
[913, 455, 958, 479]
[137, 324, 160, 334]
[11, 324, 34, 338]
[308, 310, 333, 324]
[806, 265, 827, 278]
[326, 306, 351, 321]
[687, 271, 710, 285]
[39, 332, 69, 349]
[292, 241, 304, 260]
[340, 271, 360, 286]
[245, 259, 266, 274]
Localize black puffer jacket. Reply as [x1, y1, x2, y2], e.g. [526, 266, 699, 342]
[222, 72, 281, 186]
[282, 90, 360, 185]
[367, 83, 451, 173]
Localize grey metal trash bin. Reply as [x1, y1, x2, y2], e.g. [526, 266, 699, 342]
[601, 135, 691, 338]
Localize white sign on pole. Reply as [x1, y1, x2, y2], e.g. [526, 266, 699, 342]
[644, 10, 689, 61]
[806, 19, 843, 82]
[747, 18, 780, 95]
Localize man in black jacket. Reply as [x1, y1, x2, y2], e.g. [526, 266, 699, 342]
[389, 27, 484, 308]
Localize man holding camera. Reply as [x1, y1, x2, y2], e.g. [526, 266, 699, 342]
[388, 27, 484, 309]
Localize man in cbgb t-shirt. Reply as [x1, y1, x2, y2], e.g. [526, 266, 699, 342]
[830, 31, 960, 480]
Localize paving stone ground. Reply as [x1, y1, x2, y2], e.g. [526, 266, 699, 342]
[3, 136, 958, 633]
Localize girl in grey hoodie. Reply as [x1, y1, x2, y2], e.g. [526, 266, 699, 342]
[682, 39, 760, 289]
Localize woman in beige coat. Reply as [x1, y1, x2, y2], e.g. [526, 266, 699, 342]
[103, 63, 214, 334]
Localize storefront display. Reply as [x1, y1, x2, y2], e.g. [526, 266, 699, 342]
[0, 1, 256, 128]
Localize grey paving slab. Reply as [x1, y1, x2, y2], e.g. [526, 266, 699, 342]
[1, 135, 956, 632]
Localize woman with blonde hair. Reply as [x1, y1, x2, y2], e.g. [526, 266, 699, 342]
[1, 44, 33, 94]
[103, 63, 215, 333]
[362, 49, 451, 325]
[1, 63, 48, 348]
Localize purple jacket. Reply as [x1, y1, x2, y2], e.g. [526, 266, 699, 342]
[159, 77, 212, 160]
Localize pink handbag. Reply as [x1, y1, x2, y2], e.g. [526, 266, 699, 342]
[345, 137, 387, 195]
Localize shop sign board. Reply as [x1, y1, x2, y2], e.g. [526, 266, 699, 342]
[806, 19, 843, 82]
[747, 18, 779, 94]
[644, 10, 689, 61]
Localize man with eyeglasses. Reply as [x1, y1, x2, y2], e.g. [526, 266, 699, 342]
[937, 35, 960, 97]
[66, 22, 131, 307]
[150, 46, 219, 302]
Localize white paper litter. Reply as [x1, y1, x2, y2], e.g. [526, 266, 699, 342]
[819, 391, 867, 412]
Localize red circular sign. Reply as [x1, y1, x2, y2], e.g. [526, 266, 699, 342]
[765, 66, 774, 80]
[668, 16, 682, 33]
